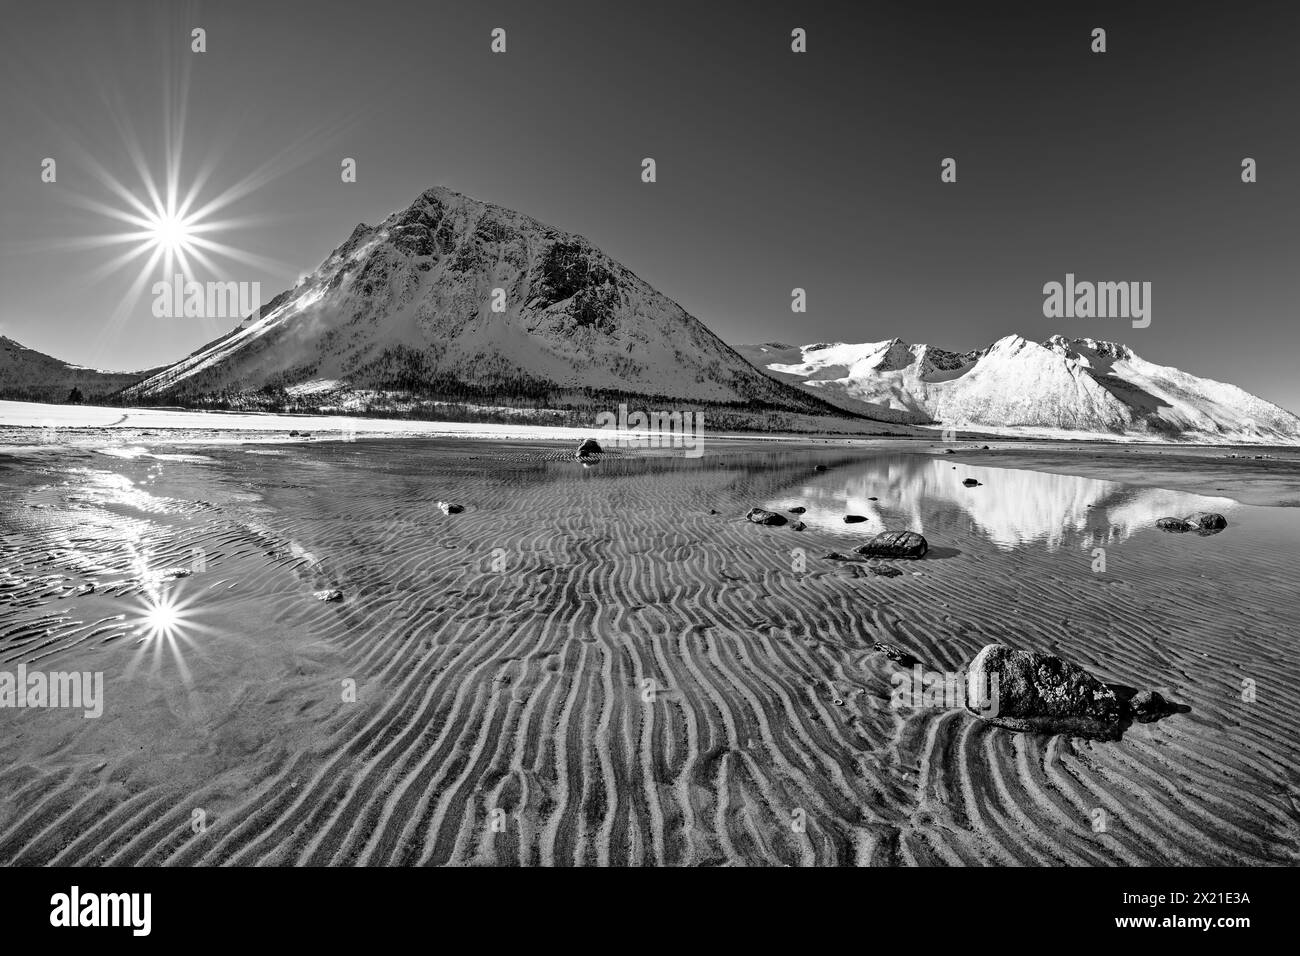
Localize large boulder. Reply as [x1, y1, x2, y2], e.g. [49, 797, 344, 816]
[745, 507, 787, 527]
[576, 437, 604, 458]
[854, 531, 928, 560]
[965, 643, 1126, 740]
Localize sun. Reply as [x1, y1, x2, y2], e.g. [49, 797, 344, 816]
[148, 209, 194, 255]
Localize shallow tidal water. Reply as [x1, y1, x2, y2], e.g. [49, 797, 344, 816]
[1, 439, 1297, 865]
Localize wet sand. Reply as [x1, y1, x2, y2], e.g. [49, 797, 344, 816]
[1, 436, 1297, 866]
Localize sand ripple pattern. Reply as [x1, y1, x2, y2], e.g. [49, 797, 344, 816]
[0, 445, 1297, 865]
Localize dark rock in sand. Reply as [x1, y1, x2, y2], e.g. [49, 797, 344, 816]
[868, 564, 903, 578]
[576, 437, 603, 458]
[822, 551, 851, 561]
[746, 507, 787, 527]
[1156, 517, 1192, 532]
[873, 641, 920, 666]
[314, 589, 344, 603]
[867, 497, 878, 501]
[789, 506, 806, 514]
[289, 430, 299, 437]
[854, 531, 929, 560]
[844, 515, 868, 524]
[814, 465, 828, 472]
[962, 478, 981, 487]
[790, 520, 806, 531]
[965, 643, 1126, 740]
[1129, 690, 1173, 723]
[944, 449, 956, 454]
[1185, 511, 1227, 531]
[437, 501, 464, 515]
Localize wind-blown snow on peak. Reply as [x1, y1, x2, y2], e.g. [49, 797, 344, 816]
[734, 333, 1300, 442]
[128, 187, 842, 417]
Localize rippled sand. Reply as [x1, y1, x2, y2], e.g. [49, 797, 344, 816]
[1, 439, 1297, 865]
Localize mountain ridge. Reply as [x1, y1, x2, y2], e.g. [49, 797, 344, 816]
[122, 186, 855, 425]
[734, 334, 1300, 442]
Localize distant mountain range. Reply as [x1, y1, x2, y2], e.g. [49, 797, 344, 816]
[0, 336, 156, 404]
[734, 335, 1300, 442]
[3, 186, 1297, 443]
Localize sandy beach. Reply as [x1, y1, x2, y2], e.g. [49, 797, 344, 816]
[0, 427, 1297, 866]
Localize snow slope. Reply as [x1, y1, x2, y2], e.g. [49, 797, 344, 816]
[126, 187, 842, 417]
[735, 334, 1300, 443]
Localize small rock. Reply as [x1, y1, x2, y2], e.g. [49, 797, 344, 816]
[873, 641, 919, 665]
[854, 531, 929, 560]
[314, 589, 344, 603]
[437, 501, 464, 515]
[944, 449, 956, 454]
[289, 430, 299, 437]
[746, 507, 787, 527]
[1129, 690, 1172, 723]
[981, 445, 990, 450]
[1156, 517, 1192, 533]
[788, 506, 806, 514]
[576, 437, 604, 458]
[868, 564, 903, 578]
[822, 551, 851, 561]
[844, 515, 868, 524]
[962, 478, 981, 487]
[814, 465, 828, 472]
[867, 496, 878, 501]
[790, 520, 806, 531]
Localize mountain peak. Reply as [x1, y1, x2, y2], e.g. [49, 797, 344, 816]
[736, 332, 1300, 441]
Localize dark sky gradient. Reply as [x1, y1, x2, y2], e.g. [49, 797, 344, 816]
[2, 0, 1297, 409]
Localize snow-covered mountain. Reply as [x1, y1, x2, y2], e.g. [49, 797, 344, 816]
[126, 187, 842, 419]
[0, 336, 152, 403]
[735, 334, 1300, 442]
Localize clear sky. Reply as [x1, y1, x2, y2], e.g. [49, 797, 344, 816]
[2, 0, 1297, 410]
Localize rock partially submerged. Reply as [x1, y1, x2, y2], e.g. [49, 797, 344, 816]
[314, 589, 344, 603]
[1156, 512, 1227, 534]
[437, 501, 464, 515]
[814, 464, 828, 472]
[576, 437, 603, 458]
[854, 531, 928, 560]
[961, 478, 981, 487]
[790, 520, 806, 531]
[788, 506, 806, 514]
[746, 507, 787, 527]
[965, 643, 1125, 740]
[844, 514, 867, 524]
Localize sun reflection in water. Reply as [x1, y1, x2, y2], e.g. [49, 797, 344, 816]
[126, 581, 210, 685]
